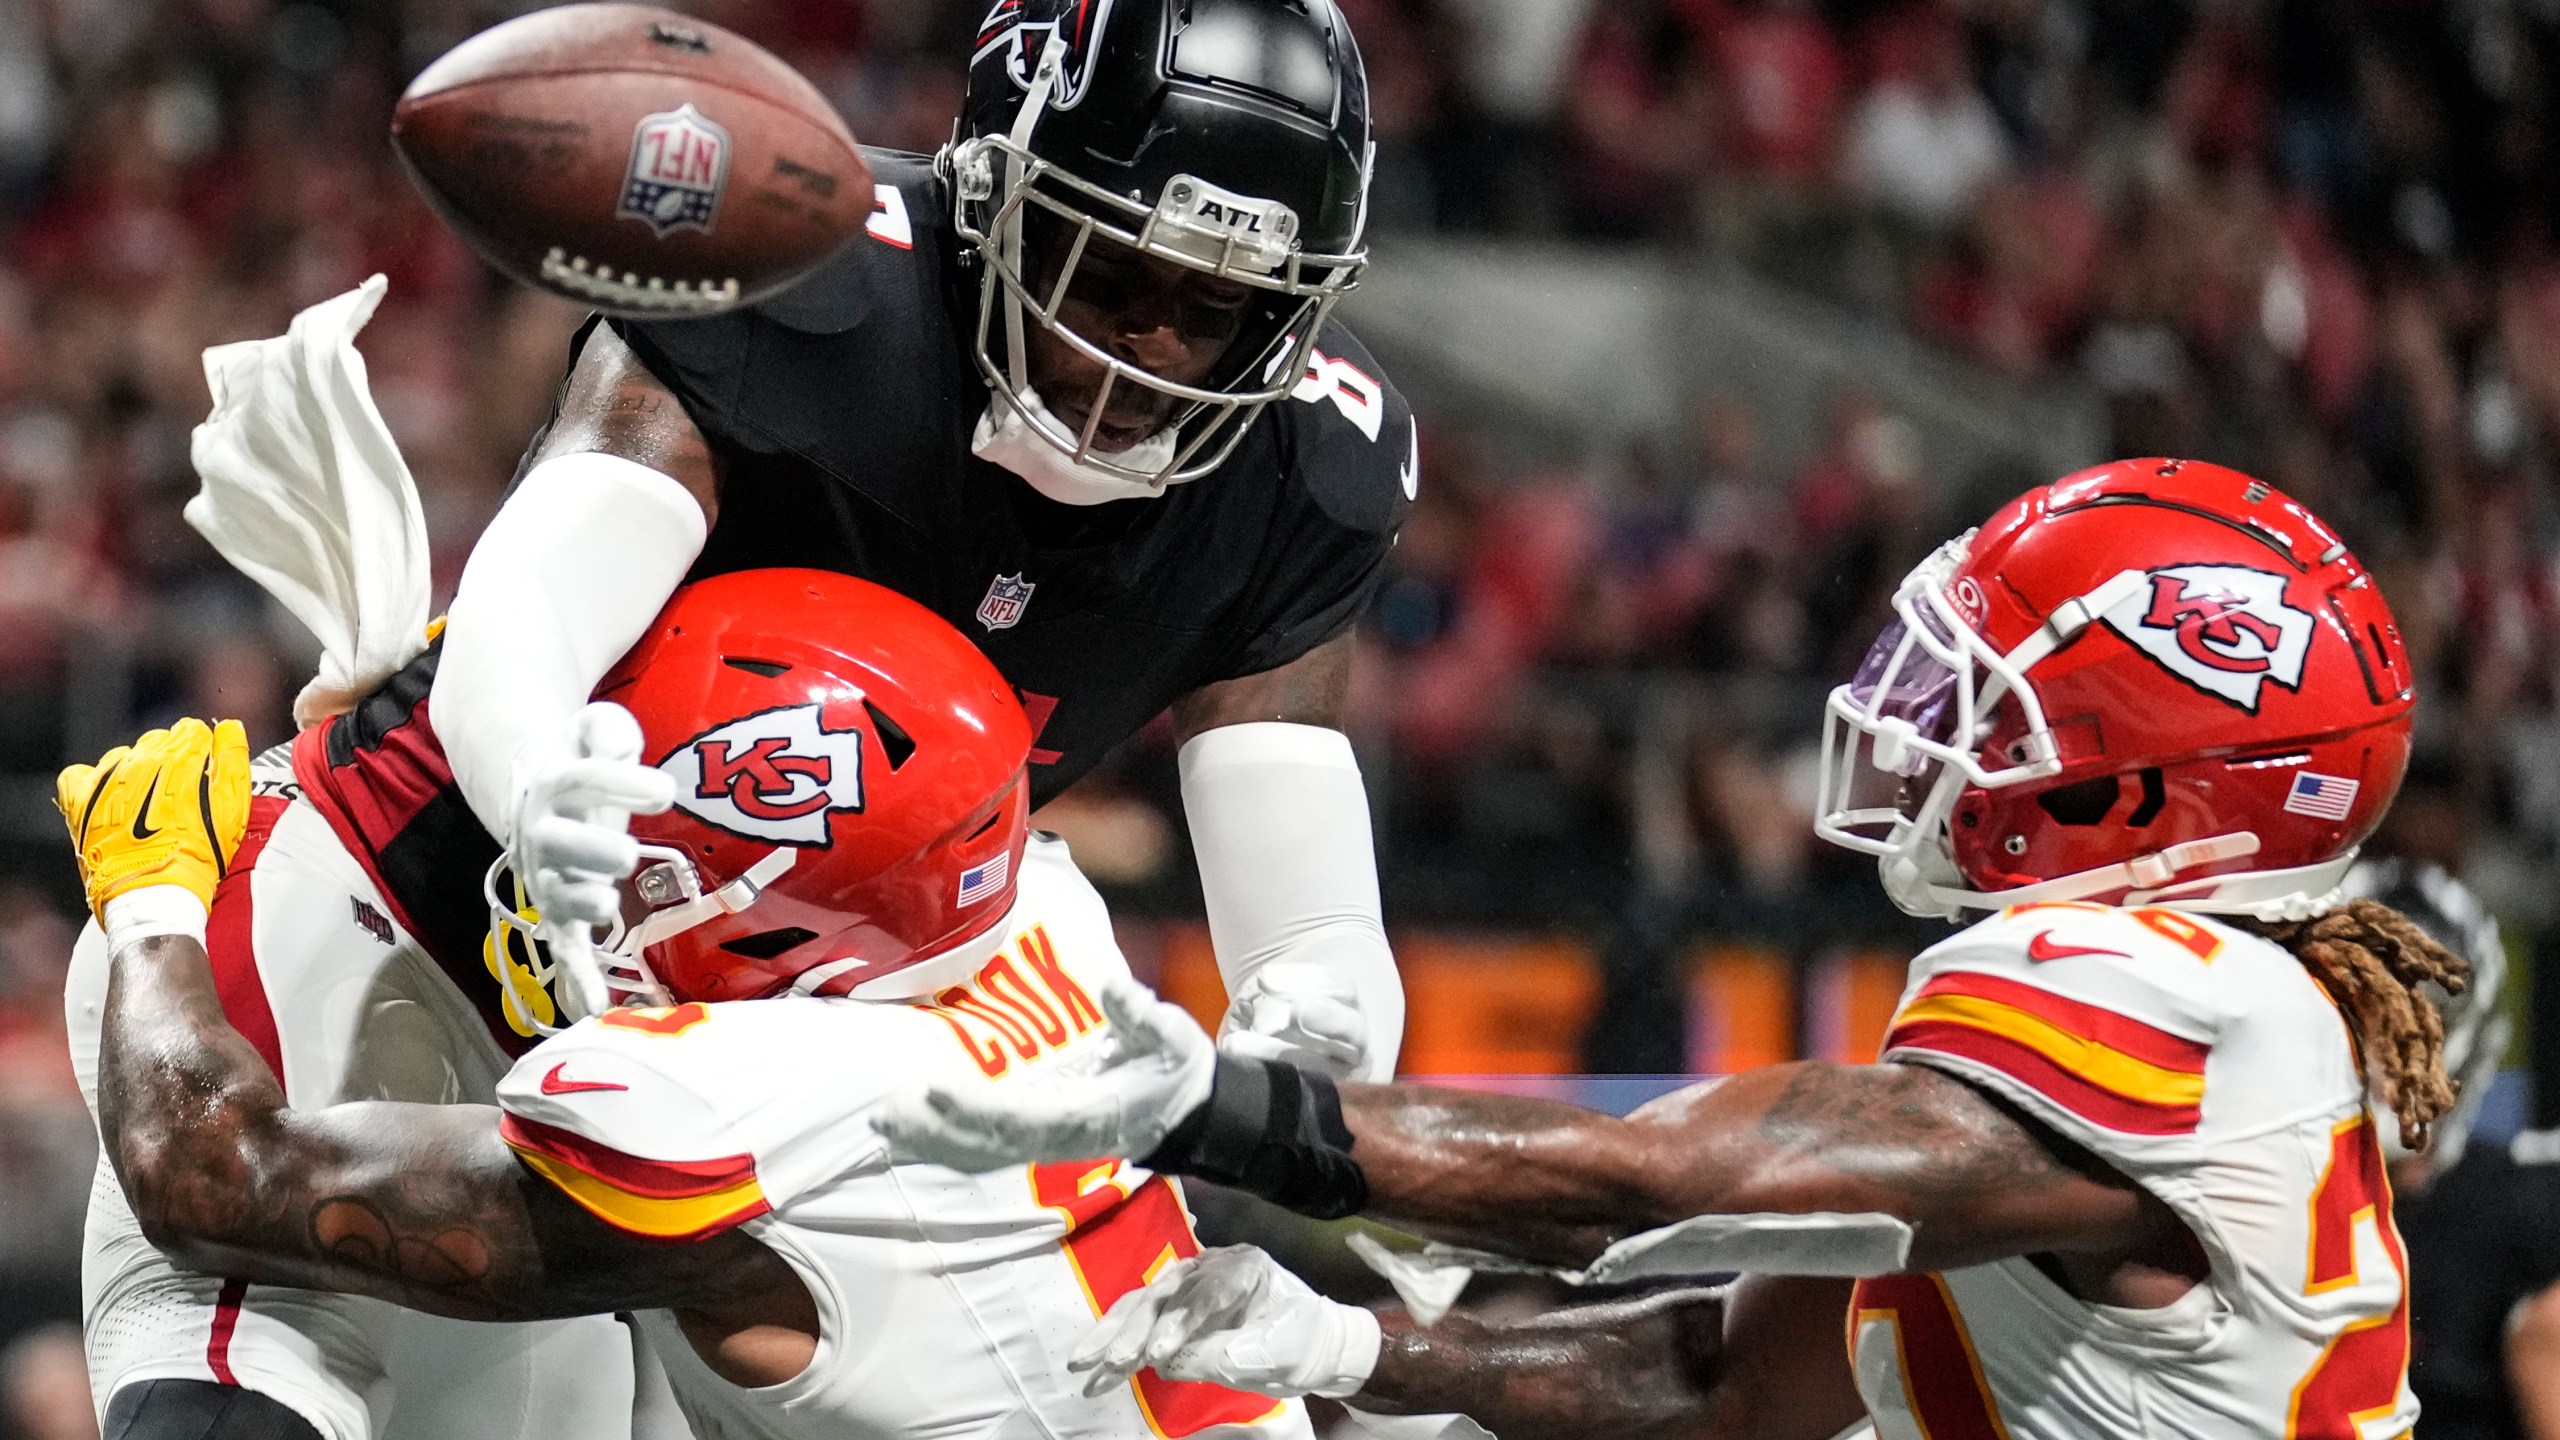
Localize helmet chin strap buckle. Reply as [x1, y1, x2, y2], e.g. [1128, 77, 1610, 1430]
[2138, 832, 2262, 884]
[619, 846, 801, 963]
[1913, 830, 2268, 917]
[2124, 850, 2178, 888]
[2013, 831, 2259, 904]
[635, 859, 697, 907]
[955, 148, 996, 202]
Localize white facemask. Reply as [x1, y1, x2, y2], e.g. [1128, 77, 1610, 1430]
[972, 388, 1189, 507]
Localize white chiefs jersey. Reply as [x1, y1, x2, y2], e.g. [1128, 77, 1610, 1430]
[1849, 903, 2417, 1440]
[493, 836, 1309, 1440]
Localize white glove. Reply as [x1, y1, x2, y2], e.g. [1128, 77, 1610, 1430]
[874, 977, 1214, 1172]
[1070, 1244, 1382, 1399]
[514, 702, 674, 1012]
[1219, 962, 1370, 1078]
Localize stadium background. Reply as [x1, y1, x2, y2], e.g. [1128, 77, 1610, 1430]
[1, 0, 2557, 1435]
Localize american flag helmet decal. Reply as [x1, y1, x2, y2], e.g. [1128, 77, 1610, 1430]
[2283, 771, 2359, 822]
[957, 851, 1011, 906]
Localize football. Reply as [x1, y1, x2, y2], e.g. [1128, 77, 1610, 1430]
[392, 3, 873, 316]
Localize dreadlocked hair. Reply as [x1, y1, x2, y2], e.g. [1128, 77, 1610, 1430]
[2239, 898, 2468, 1152]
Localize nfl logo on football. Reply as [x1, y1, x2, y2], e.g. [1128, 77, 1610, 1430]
[976, 573, 1035, 631]
[619, 103, 731, 235]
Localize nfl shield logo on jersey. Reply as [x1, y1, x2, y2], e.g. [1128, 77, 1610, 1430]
[660, 702, 865, 846]
[976, 573, 1035, 631]
[619, 104, 731, 236]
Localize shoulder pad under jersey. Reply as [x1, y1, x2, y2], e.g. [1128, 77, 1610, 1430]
[1271, 320, 1414, 538]
[754, 148, 953, 337]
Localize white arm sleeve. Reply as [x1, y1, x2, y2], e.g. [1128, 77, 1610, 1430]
[1179, 722, 1403, 1081]
[434, 451, 708, 846]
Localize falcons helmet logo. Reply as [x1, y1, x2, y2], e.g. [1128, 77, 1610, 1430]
[972, 0, 1118, 109]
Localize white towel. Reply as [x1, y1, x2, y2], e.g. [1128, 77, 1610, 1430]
[184, 275, 433, 729]
[1349, 1209, 1915, 1326]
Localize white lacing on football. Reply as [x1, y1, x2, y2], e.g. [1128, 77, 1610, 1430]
[538, 248, 742, 313]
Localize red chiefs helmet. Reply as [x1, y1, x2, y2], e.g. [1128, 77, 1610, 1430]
[578, 570, 1033, 1004]
[1814, 459, 2415, 920]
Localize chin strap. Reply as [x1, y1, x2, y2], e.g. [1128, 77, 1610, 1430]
[2122, 849, 2361, 920]
[971, 386, 1184, 504]
[799, 906, 1025, 1001]
[621, 846, 799, 958]
[1901, 838, 2363, 922]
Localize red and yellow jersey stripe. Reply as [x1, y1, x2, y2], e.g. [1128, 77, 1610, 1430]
[1883, 970, 2211, 1136]
[499, 1112, 770, 1242]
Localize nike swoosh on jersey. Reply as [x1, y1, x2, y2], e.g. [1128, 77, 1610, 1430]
[130, 771, 162, 841]
[2027, 931, 2128, 963]
[540, 1062, 630, 1096]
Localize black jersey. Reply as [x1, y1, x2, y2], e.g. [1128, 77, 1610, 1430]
[286, 150, 1409, 1051]
[2399, 1141, 2560, 1440]
[608, 148, 1415, 807]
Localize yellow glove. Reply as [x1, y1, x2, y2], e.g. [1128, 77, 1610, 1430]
[57, 718, 251, 923]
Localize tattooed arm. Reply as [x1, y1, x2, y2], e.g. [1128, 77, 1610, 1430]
[533, 322, 723, 521]
[1334, 1061, 2171, 1275]
[1353, 1276, 1862, 1440]
[97, 933, 796, 1326]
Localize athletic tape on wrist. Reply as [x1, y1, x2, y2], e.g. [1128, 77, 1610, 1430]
[103, 886, 211, 952]
[1143, 1054, 1369, 1219]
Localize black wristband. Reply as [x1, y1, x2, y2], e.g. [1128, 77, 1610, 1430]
[1142, 1054, 1370, 1220]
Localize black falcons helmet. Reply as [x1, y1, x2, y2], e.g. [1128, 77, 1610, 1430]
[944, 0, 1374, 488]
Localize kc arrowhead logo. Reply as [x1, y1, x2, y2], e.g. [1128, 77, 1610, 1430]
[660, 702, 865, 845]
[2101, 564, 2314, 713]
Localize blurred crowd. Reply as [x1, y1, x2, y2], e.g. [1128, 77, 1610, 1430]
[0, 0, 2555, 1432]
[1345, 0, 2560, 1069]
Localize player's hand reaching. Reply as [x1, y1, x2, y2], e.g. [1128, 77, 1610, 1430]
[1219, 962, 1369, 1078]
[1069, 1244, 1380, 1399]
[57, 718, 251, 946]
[512, 701, 675, 1016]
[513, 701, 674, 932]
[874, 977, 1215, 1172]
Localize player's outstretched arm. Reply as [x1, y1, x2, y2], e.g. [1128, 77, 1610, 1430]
[1325, 1059, 2163, 1272]
[883, 983, 2169, 1273]
[95, 931, 796, 1325]
[1358, 1274, 1863, 1440]
[1071, 1243, 1861, 1440]
[60, 718, 793, 1328]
